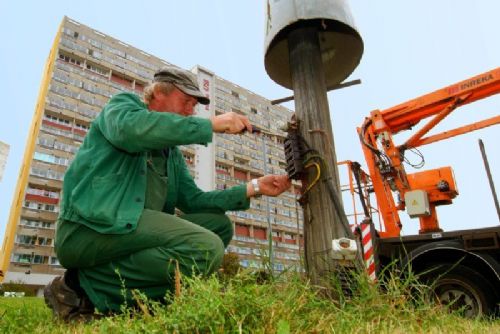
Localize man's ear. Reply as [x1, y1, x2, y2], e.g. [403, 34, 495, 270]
[152, 84, 161, 99]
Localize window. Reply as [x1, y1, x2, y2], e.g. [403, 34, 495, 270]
[88, 38, 102, 49]
[34, 151, 69, 166]
[38, 136, 55, 148]
[30, 165, 64, 181]
[216, 183, 227, 190]
[74, 123, 89, 131]
[234, 157, 249, 167]
[274, 263, 285, 271]
[50, 82, 80, 99]
[135, 82, 144, 93]
[111, 73, 132, 88]
[234, 169, 247, 181]
[46, 95, 77, 112]
[254, 227, 267, 240]
[86, 63, 109, 76]
[78, 104, 99, 119]
[58, 53, 81, 66]
[39, 237, 52, 246]
[216, 164, 230, 174]
[50, 257, 60, 266]
[16, 235, 36, 245]
[23, 199, 59, 212]
[235, 224, 250, 237]
[12, 253, 32, 263]
[43, 114, 71, 127]
[32, 255, 49, 264]
[16, 235, 53, 247]
[47, 169, 64, 180]
[284, 233, 297, 245]
[53, 141, 78, 153]
[20, 219, 53, 229]
[26, 187, 59, 198]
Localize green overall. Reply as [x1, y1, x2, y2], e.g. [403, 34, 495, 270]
[55, 93, 249, 313]
[56, 150, 233, 312]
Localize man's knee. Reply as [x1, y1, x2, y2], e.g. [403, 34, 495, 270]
[190, 230, 225, 274]
[181, 212, 234, 247]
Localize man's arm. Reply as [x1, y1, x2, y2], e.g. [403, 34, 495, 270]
[95, 93, 213, 153]
[176, 153, 291, 214]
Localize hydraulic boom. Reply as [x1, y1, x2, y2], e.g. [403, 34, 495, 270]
[358, 68, 500, 237]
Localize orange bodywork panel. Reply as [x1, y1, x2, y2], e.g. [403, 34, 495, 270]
[406, 167, 458, 205]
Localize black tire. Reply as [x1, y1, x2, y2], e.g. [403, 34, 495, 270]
[421, 263, 496, 318]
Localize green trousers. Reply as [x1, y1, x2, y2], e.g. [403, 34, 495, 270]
[55, 210, 233, 312]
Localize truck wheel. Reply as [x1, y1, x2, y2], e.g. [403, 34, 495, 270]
[422, 263, 495, 318]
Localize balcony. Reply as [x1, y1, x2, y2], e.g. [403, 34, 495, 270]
[21, 208, 58, 222]
[28, 175, 63, 189]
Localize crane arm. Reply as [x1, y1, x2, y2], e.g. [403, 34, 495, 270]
[375, 67, 500, 134]
[358, 67, 500, 238]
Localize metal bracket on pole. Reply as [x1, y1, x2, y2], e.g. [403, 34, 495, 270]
[271, 79, 362, 105]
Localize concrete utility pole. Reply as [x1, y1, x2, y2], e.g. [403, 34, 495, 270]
[263, 0, 363, 285]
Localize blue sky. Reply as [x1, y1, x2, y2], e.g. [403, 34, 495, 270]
[0, 0, 498, 240]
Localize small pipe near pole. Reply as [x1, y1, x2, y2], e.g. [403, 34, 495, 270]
[478, 139, 500, 222]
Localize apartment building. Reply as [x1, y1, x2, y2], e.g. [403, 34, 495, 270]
[0, 17, 303, 293]
[213, 79, 304, 271]
[0, 141, 9, 182]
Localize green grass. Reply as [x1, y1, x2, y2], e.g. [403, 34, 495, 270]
[1, 270, 499, 333]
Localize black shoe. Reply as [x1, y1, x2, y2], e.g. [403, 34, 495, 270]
[44, 274, 98, 322]
[66, 296, 102, 322]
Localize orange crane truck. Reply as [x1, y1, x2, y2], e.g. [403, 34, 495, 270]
[350, 67, 500, 317]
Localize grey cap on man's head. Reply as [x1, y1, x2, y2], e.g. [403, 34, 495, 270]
[153, 66, 210, 105]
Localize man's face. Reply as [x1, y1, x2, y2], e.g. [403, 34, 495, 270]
[151, 86, 198, 116]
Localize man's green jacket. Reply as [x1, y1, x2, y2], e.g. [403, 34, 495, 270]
[59, 93, 250, 234]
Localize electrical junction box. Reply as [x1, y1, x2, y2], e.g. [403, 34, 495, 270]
[405, 190, 430, 218]
[332, 238, 358, 260]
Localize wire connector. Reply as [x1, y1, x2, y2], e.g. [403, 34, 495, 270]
[283, 117, 307, 180]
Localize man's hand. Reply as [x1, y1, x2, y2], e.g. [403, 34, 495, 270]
[210, 112, 252, 134]
[246, 175, 291, 198]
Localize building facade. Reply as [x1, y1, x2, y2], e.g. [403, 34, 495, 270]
[0, 141, 9, 182]
[0, 17, 303, 292]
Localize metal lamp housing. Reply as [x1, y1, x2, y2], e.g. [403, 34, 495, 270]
[264, 0, 364, 90]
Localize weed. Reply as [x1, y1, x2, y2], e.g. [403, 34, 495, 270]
[1, 268, 499, 333]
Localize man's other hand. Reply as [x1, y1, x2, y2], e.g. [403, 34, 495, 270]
[247, 175, 291, 198]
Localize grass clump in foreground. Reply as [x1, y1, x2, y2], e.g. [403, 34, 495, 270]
[1, 268, 499, 333]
